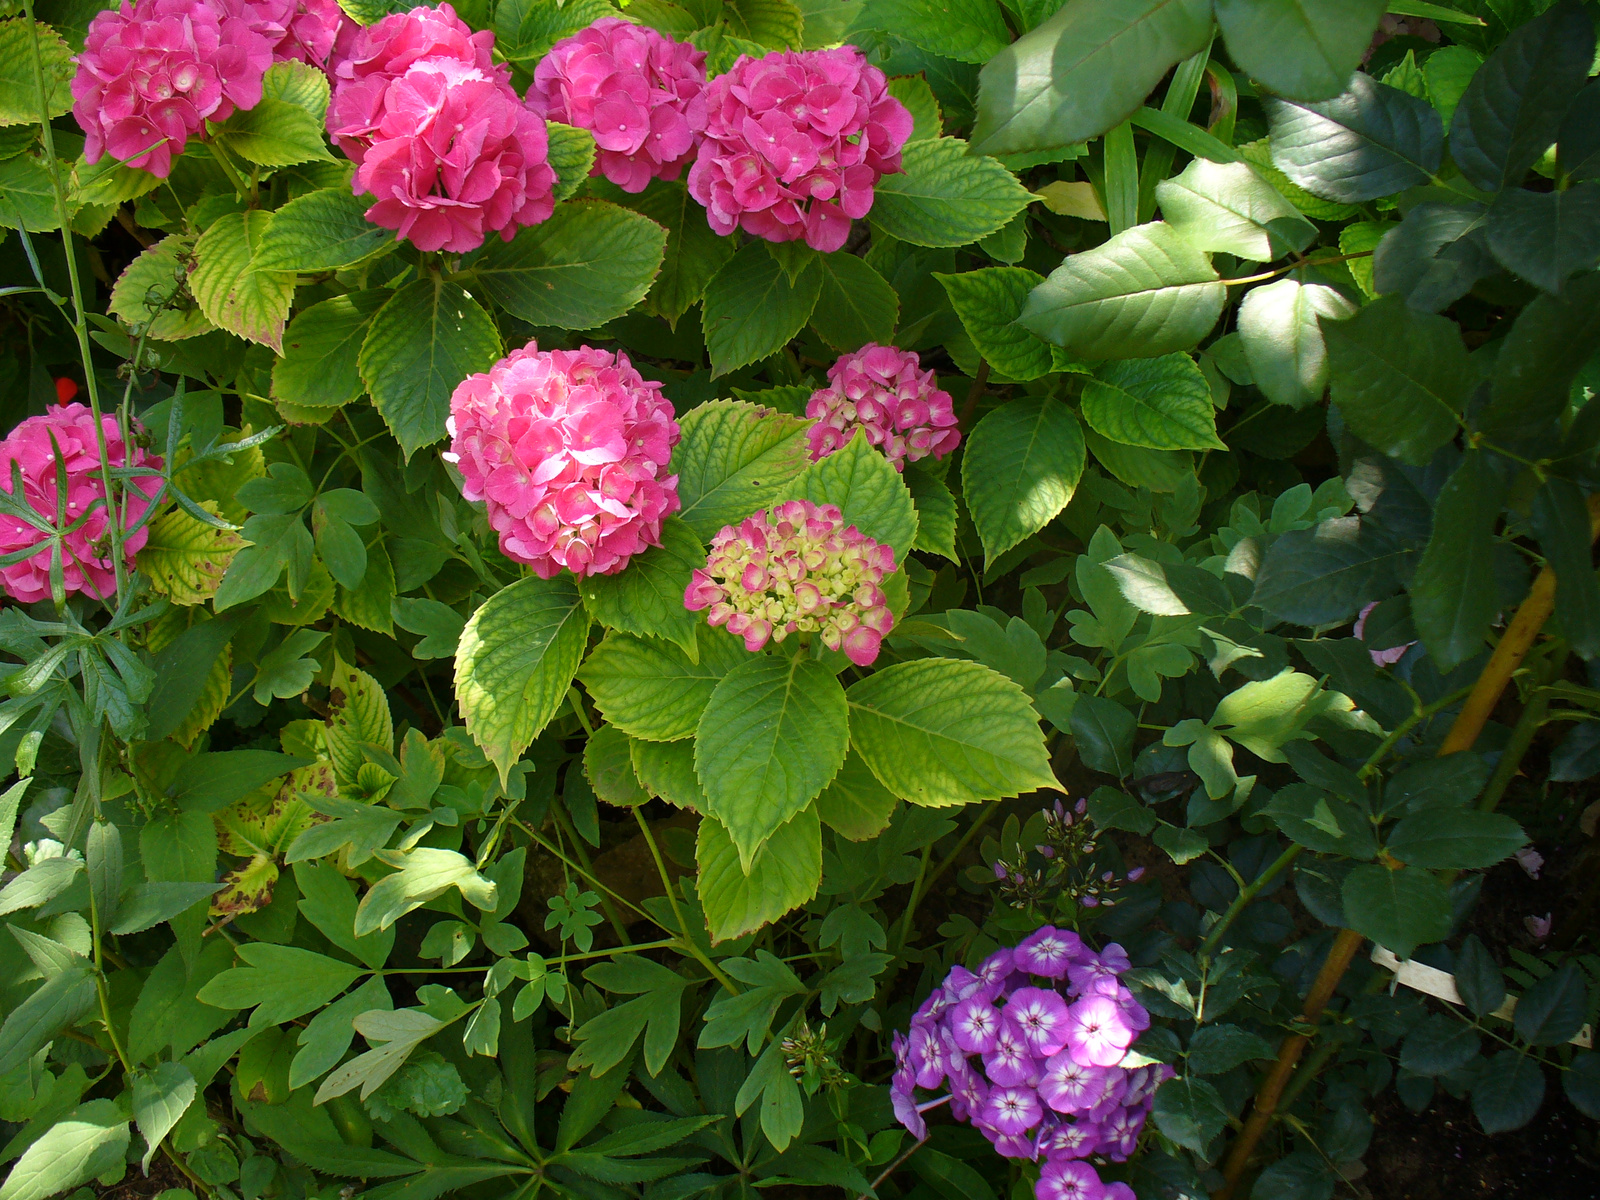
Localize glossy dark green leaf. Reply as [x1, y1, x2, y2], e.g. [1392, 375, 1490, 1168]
[1250, 516, 1409, 625]
[1449, 0, 1595, 193]
[1385, 808, 1526, 870]
[1214, 0, 1384, 102]
[1531, 478, 1600, 659]
[1471, 1050, 1545, 1134]
[1559, 79, 1600, 183]
[1514, 962, 1588, 1046]
[1265, 75, 1442, 204]
[1453, 934, 1505, 1018]
[1370, 202, 1493, 312]
[1341, 863, 1451, 958]
[1565, 1053, 1600, 1119]
[1069, 693, 1135, 778]
[1151, 1076, 1231, 1154]
[1408, 451, 1510, 671]
[1483, 272, 1600, 431]
[1484, 184, 1600, 294]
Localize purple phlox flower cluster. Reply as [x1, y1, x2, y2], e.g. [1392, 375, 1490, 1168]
[72, 0, 275, 177]
[445, 342, 680, 578]
[993, 799, 1145, 912]
[683, 500, 896, 665]
[326, 3, 555, 253]
[805, 343, 961, 471]
[891, 928, 1168, 1200]
[530, 18, 707, 193]
[687, 46, 912, 252]
[0, 403, 164, 604]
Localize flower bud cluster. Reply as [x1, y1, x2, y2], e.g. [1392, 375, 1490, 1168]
[530, 18, 707, 193]
[445, 342, 681, 578]
[805, 343, 960, 470]
[687, 47, 912, 251]
[992, 799, 1146, 913]
[891, 929, 1169, 1200]
[327, 3, 555, 252]
[684, 500, 896, 665]
[0, 404, 163, 604]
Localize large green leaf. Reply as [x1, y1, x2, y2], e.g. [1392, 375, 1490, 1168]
[1250, 516, 1409, 625]
[1386, 808, 1527, 870]
[695, 656, 849, 868]
[961, 396, 1085, 566]
[846, 658, 1057, 806]
[109, 235, 213, 341]
[579, 627, 746, 742]
[0, 1101, 128, 1200]
[869, 137, 1032, 248]
[857, 0, 1011, 64]
[1482, 272, 1600, 431]
[469, 200, 666, 329]
[697, 807, 822, 943]
[1408, 450, 1510, 672]
[1341, 864, 1450, 958]
[614, 180, 736, 325]
[255, 187, 396, 272]
[1265, 74, 1442, 204]
[937, 266, 1057, 381]
[189, 211, 295, 352]
[210, 98, 332, 168]
[1449, 0, 1595, 194]
[272, 291, 388, 408]
[577, 518, 706, 658]
[1154, 158, 1315, 262]
[1321, 295, 1472, 465]
[1081, 353, 1224, 450]
[673, 400, 812, 539]
[904, 463, 958, 561]
[196, 944, 363, 1024]
[454, 576, 590, 781]
[1483, 184, 1600, 294]
[815, 749, 898, 840]
[0, 19, 72, 126]
[969, 0, 1214, 156]
[358, 279, 502, 459]
[495, 0, 617, 64]
[702, 243, 822, 377]
[1369, 203, 1491, 313]
[1473, 1051, 1546, 1134]
[1020, 221, 1225, 359]
[1214, 0, 1385, 102]
[1236, 278, 1355, 409]
[779, 429, 918, 558]
[811, 252, 898, 351]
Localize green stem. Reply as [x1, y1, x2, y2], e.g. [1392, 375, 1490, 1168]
[1196, 842, 1302, 963]
[1358, 683, 1477, 777]
[631, 809, 738, 996]
[23, 0, 127, 602]
[1476, 655, 1563, 816]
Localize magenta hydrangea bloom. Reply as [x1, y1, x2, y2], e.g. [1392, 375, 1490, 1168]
[805, 344, 960, 470]
[530, 18, 707, 193]
[687, 46, 912, 251]
[684, 500, 897, 665]
[890, 928, 1167, 1200]
[217, 0, 355, 71]
[0, 404, 163, 604]
[445, 343, 681, 578]
[72, 0, 274, 177]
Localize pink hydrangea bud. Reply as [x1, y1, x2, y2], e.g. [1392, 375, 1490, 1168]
[72, 0, 275, 177]
[806, 343, 960, 470]
[684, 500, 897, 665]
[216, 0, 357, 72]
[686, 46, 912, 252]
[325, 2, 503, 158]
[529, 18, 707, 194]
[0, 403, 163, 604]
[445, 342, 681, 578]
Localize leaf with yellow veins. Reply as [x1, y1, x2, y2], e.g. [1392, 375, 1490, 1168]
[139, 502, 245, 605]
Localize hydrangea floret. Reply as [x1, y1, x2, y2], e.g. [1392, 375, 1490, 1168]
[72, 0, 275, 176]
[687, 46, 913, 252]
[326, 3, 555, 252]
[530, 18, 707, 194]
[0, 404, 163, 604]
[684, 500, 896, 665]
[806, 343, 960, 470]
[222, 0, 354, 72]
[890, 928, 1165, 1200]
[445, 342, 681, 578]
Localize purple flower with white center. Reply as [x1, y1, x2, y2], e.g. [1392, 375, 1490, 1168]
[978, 946, 1015, 993]
[1064, 994, 1137, 1068]
[981, 1085, 1044, 1135]
[890, 1064, 925, 1139]
[1067, 946, 1128, 994]
[1005, 986, 1072, 1057]
[1037, 1159, 1108, 1200]
[1038, 1051, 1108, 1113]
[988, 1129, 1039, 1158]
[950, 996, 1003, 1054]
[942, 964, 993, 1006]
[909, 1022, 946, 1088]
[1094, 1104, 1142, 1161]
[1038, 1117, 1101, 1160]
[1015, 925, 1084, 979]
[1105, 1185, 1136, 1200]
[983, 1023, 1036, 1087]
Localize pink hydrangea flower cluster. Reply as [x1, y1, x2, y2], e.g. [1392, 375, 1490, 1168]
[891, 928, 1168, 1200]
[326, 4, 555, 253]
[73, 0, 275, 177]
[0, 404, 162, 604]
[221, 0, 355, 72]
[445, 343, 680, 578]
[530, 18, 707, 194]
[684, 500, 896, 665]
[806, 344, 961, 470]
[687, 47, 913, 252]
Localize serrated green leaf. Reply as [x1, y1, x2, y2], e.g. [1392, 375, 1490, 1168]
[580, 627, 745, 742]
[961, 396, 1085, 566]
[937, 266, 1055, 381]
[189, 210, 295, 352]
[109, 234, 212, 341]
[610, 178, 734, 324]
[211, 98, 332, 168]
[779, 429, 918, 558]
[577, 518, 706, 657]
[1264, 75, 1443, 204]
[697, 808, 821, 942]
[0, 1100, 128, 1200]
[255, 187, 397, 272]
[673, 400, 812, 539]
[272, 290, 388, 409]
[811, 251, 898, 351]
[1155, 158, 1316, 261]
[1214, 0, 1385, 102]
[702, 242, 822, 377]
[0, 20, 72, 127]
[870, 137, 1032, 248]
[858, 0, 1009, 64]
[1341, 863, 1450, 958]
[1081, 353, 1224, 450]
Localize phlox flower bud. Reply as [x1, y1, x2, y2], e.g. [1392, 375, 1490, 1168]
[684, 499, 897, 665]
[530, 18, 707, 193]
[806, 343, 960, 470]
[686, 46, 912, 251]
[446, 342, 680, 578]
[72, 0, 275, 177]
[0, 404, 162, 603]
